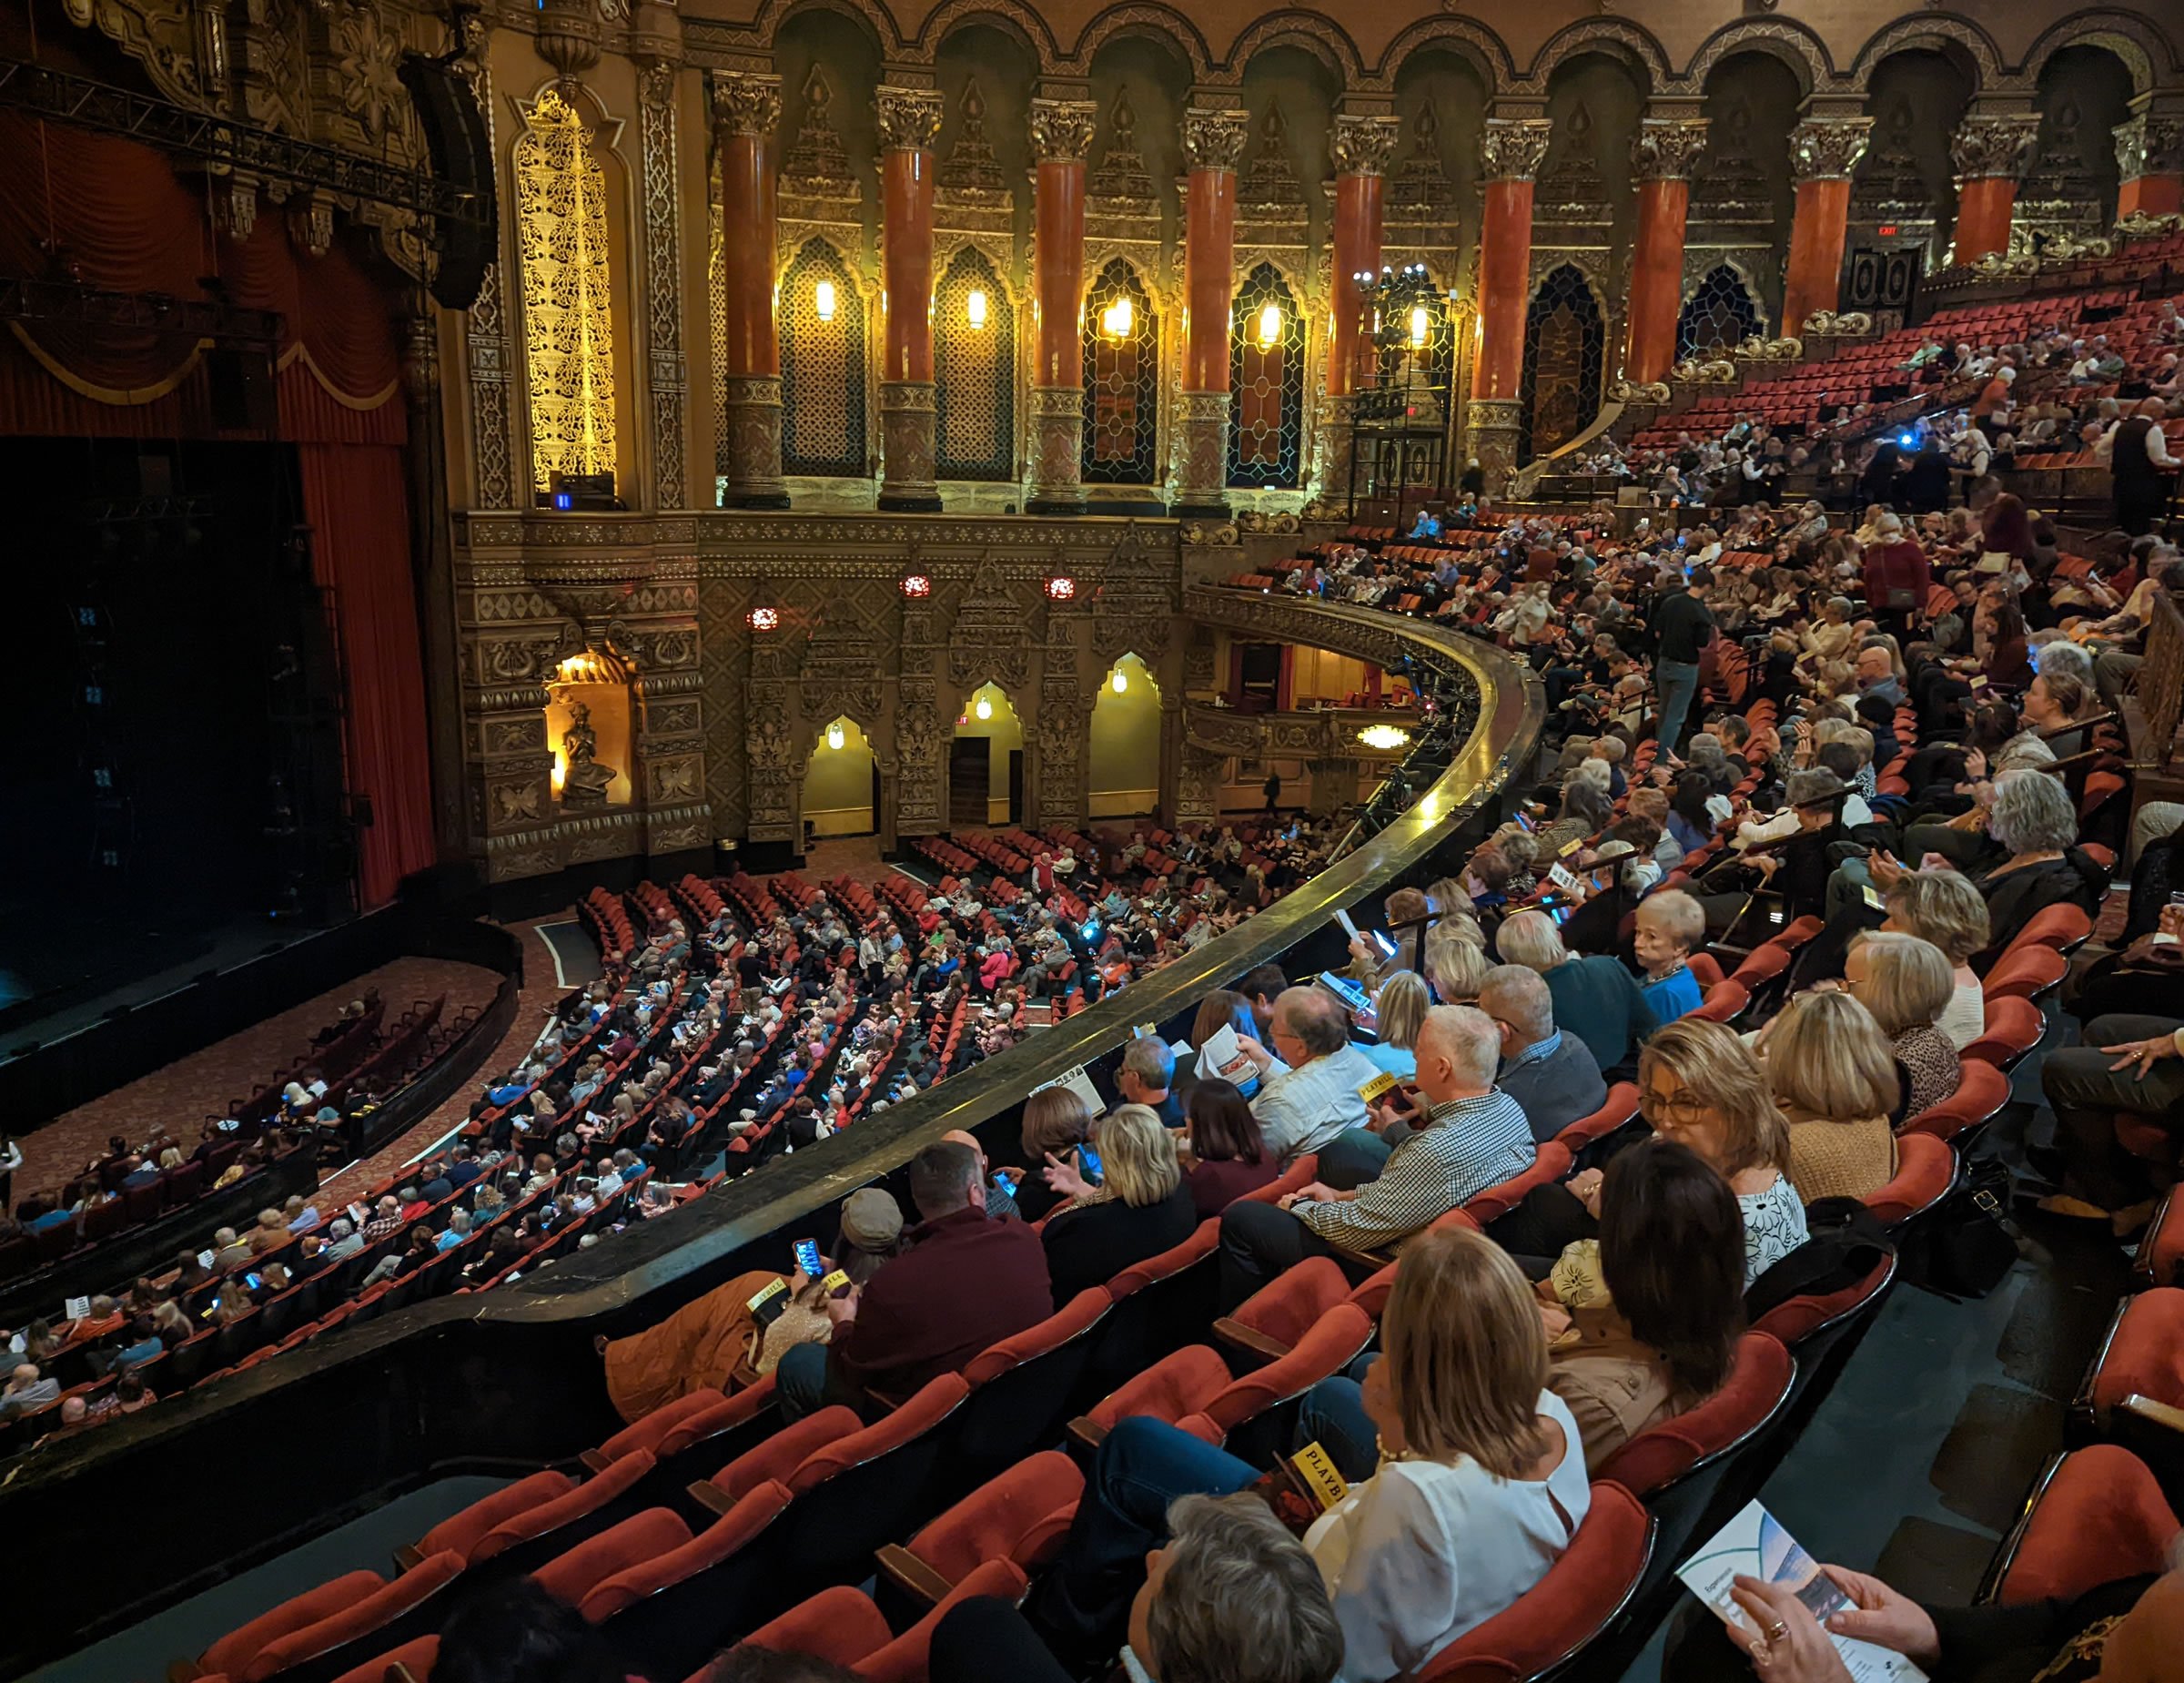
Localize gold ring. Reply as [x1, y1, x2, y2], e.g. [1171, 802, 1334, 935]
[1767, 1619, 1789, 1643]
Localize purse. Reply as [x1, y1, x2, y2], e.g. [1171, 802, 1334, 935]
[1908, 1153, 2025, 1301]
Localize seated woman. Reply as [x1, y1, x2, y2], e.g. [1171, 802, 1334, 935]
[1960, 773, 2107, 971]
[1190, 989, 1277, 1100]
[1532, 777, 1613, 864]
[1846, 931, 1965, 1117]
[1178, 1080, 1279, 1218]
[1490, 1019, 1808, 1287]
[1537, 1140, 1746, 1469]
[1041, 1106, 1198, 1308]
[1425, 925, 1491, 1005]
[1881, 870, 1993, 1049]
[1013, 1087, 1096, 1224]
[1031, 1225, 1592, 1682]
[1762, 991, 1902, 1203]
[1362, 971, 1428, 1078]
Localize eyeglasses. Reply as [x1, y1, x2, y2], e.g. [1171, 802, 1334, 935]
[1639, 1093, 1714, 1126]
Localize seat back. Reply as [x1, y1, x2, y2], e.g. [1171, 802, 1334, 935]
[1554, 1083, 1642, 1159]
[1415, 1483, 1654, 1681]
[1202, 1304, 1376, 1460]
[1595, 1333, 1793, 1499]
[1865, 1133, 1956, 1228]
[584, 1482, 796, 1682]
[1462, 1141, 1573, 1226]
[1987, 1445, 2179, 1607]
[240, 1553, 464, 1683]
[954, 1289, 1111, 1482]
[1900, 1059, 2011, 1145]
[782, 1374, 972, 1585]
[1963, 996, 2043, 1069]
[1089, 1219, 1220, 1393]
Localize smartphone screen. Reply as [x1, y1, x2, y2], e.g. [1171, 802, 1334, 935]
[1077, 1147, 1104, 1181]
[244, 1273, 262, 1292]
[793, 1237, 823, 1277]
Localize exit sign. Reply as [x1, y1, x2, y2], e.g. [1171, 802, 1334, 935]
[1876, 225, 1899, 236]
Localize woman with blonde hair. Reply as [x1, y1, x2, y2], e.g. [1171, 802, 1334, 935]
[1425, 928, 1491, 1004]
[1040, 1223, 1590, 1678]
[1041, 1104, 1196, 1307]
[1364, 970, 1430, 1078]
[1846, 930, 1964, 1117]
[1881, 870, 1990, 1048]
[1763, 991, 1901, 1203]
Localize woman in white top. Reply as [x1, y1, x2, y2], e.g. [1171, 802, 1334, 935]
[1035, 1226, 1591, 1682]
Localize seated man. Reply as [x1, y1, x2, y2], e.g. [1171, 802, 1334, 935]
[1217, 1007, 1532, 1306]
[2037, 1017, 2184, 1235]
[1116, 1037, 1185, 1130]
[1234, 987, 1389, 1165]
[1634, 890, 1707, 1024]
[774, 1141, 1051, 1421]
[1478, 966, 1610, 1144]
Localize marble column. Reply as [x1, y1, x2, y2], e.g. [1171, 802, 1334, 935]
[1949, 114, 2039, 265]
[875, 85, 945, 512]
[713, 72, 788, 508]
[2115, 112, 2184, 220]
[1322, 112, 1398, 502]
[1175, 106, 1249, 517]
[1464, 117, 1551, 493]
[1623, 117, 1709, 385]
[1026, 96, 1098, 515]
[1781, 117, 1872, 340]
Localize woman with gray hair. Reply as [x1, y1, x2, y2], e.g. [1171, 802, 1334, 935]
[1959, 771, 2104, 970]
[1496, 909, 1660, 1075]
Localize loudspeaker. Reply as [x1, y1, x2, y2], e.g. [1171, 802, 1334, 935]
[399, 52, 500, 312]
[207, 347, 278, 431]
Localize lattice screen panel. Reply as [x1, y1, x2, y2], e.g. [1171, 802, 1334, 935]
[1676, 264, 1763, 360]
[1228, 262, 1305, 489]
[1518, 264, 1604, 464]
[514, 87, 619, 497]
[934, 247, 1016, 482]
[1080, 258, 1159, 485]
[780, 238, 868, 480]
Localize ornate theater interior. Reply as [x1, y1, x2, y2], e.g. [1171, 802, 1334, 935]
[4, 0, 2184, 1674]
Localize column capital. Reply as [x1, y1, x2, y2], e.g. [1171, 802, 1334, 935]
[1951, 113, 2040, 184]
[1478, 117, 1552, 184]
[1630, 117, 1710, 183]
[1330, 113, 1400, 177]
[2115, 113, 2184, 180]
[710, 71, 782, 137]
[1789, 116, 1872, 184]
[1180, 106, 1249, 172]
[1027, 96, 1099, 163]
[875, 86, 945, 153]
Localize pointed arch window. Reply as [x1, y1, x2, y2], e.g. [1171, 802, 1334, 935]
[934, 247, 1016, 482]
[1676, 264, 1762, 360]
[1228, 262, 1305, 489]
[1081, 257, 1158, 485]
[514, 87, 619, 499]
[780, 238, 867, 479]
[1518, 265, 1604, 463]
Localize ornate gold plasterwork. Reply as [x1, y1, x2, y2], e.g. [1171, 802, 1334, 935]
[875, 86, 945, 153]
[1479, 117, 1553, 183]
[1630, 117, 1710, 183]
[1789, 117, 1873, 184]
[1030, 96, 1100, 163]
[1330, 114, 1400, 177]
[1950, 114, 2039, 183]
[1181, 107, 1250, 173]
[640, 62, 689, 511]
[713, 71, 783, 137]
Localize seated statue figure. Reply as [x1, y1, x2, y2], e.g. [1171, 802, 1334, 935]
[561, 701, 617, 806]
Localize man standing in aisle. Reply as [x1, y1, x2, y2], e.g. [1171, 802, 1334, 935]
[1649, 566, 1715, 759]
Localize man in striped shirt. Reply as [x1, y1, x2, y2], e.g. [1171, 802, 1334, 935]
[1216, 1006, 1535, 1308]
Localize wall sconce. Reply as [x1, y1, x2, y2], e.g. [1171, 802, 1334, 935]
[814, 279, 836, 322]
[1257, 301, 1281, 349]
[1110, 667, 1128, 694]
[1100, 296, 1133, 339]
[748, 606, 779, 632]
[966, 289, 988, 330]
[825, 720, 845, 752]
[901, 573, 931, 598]
[974, 694, 994, 722]
[1409, 304, 1430, 349]
[1045, 575, 1076, 601]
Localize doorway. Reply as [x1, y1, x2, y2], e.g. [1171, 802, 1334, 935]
[949, 737, 990, 826]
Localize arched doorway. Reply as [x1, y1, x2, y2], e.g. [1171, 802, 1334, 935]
[950, 682, 1023, 827]
[802, 715, 877, 839]
[1089, 654, 1160, 818]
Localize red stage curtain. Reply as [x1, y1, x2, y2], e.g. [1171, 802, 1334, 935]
[298, 443, 435, 908]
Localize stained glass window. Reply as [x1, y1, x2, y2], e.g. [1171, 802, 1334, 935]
[1517, 264, 1604, 463]
[515, 87, 619, 498]
[780, 238, 867, 480]
[1228, 261, 1305, 489]
[1081, 257, 1158, 485]
[934, 246, 1015, 482]
[1676, 264, 1762, 360]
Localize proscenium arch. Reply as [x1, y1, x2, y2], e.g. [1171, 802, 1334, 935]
[1374, 17, 1514, 96]
[1521, 18, 1672, 97]
[1222, 13, 1371, 89]
[2017, 12, 2177, 96]
[1069, 5, 1218, 88]
[1680, 18, 1834, 103]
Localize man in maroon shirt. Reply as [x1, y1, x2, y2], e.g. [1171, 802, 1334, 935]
[775, 1140, 1051, 1421]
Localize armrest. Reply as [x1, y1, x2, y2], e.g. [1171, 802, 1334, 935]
[875, 1544, 956, 1608]
[579, 1447, 612, 1475]
[1210, 1316, 1293, 1365]
[729, 1357, 762, 1392]
[864, 1385, 908, 1414]
[1067, 1415, 1107, 1454]
[392, 1542, 425, 1573]
[687, 1479, 739, 1518]
[2121, 1393, 2184, 1434]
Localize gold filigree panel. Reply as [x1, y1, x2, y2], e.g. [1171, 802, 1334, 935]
[516, 88, 620, 495]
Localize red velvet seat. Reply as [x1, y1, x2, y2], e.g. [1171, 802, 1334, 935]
[854, 1559, 1030, 1683]
[733, 1586, 893, 1672]
[1754, 1251, 1897, 1351]
[1900, 1059, 2012, 1146]
[1987, 1445, 2179, 1607]
[468, 1448, 656, 1566]
[877, 1451, 1085, 1604]
[1863, 1133, 1956, 1228]
[1415, 1483, 1653, 1680]
[1595, 1332, 1792, 1497]
[533, 1506, 695, 1608]
[199, 1570, 387, 1681]
[590, 1386, 726, 1468]
[406, 1468, 577, 1566]
[226, 1553, 463, 1683]
[2078, 1288, 2184, 1431]
[703, 1404, 863, 1505]
[573, 1480, 794, 1665]
[1079, 1343, 1233, 1440]
[1553, 1082, 1642, 1155]
[1689, 978, 1750, 1025]
[1963, 997, 2044, 1070]
[2009, 905, 2093, 955]
[1728, 944, 1794, 989]
[1201, 1303, 1377, 1435]
[2133, 1187, 2184, 1287]
[1462, 1142, 1572, 1225]
[1687, 953, 1725, 990]
[652, 1373, 777, 1460]
[1214, 1256, 1357, 1362]
[779, 1374, 973, 1583]
[1982, 945, 2068, 1002]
